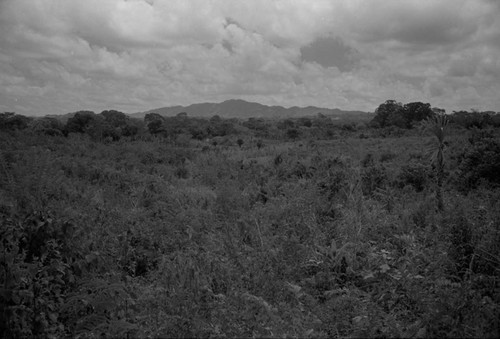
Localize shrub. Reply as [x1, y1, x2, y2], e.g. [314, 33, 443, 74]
[454, 138, 500, 192]
[0, 211, 102, 338]
[379, 151, 397, 163]
[0, 112, 33, 131]
[396, 163, 432, 192]
[286, 128, 300, 140]
[361, 153, 374, 168]
[361, 164, 387, 196]
[30, 117, 65, 136]
[317, 168, 349, 201]
[174, 165, 189, 179]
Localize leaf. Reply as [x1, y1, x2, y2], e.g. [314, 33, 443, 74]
[363, 271, 375, 280]
[379, 264, 390, 273]
[304, 329, 314, 337]
[329, 239, 337, 257]
[109, 320, 138, 335]
[48, 312, 58, 322]
[286, 282, 302, 296]
[323, 288, 347, 298]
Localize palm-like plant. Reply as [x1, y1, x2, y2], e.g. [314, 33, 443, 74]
[424, 108, 449, 211]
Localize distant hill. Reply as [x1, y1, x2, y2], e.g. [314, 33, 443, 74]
[131, 99, 372, 120]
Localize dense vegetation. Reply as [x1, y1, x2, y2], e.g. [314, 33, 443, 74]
[1, 104, 499, 338]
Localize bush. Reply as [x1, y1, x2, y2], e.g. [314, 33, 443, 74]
[361, 164, 387, 196]
[379, 151, 397, 163]
[286, 128, 300, 140]
[30, 117, 65, 136]
[454, 138, 500, 192]
[361, 153, 374, 168]
[396, 162, 432, 192]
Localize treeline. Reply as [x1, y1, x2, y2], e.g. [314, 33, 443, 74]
[0, 109, 363, 142]
[0, 110, 141, 141]
[144, 112, 239, 140]
[2, 100, 499, 142]
[370, 100, 500, 129]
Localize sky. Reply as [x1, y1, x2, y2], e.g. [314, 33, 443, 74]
[1, 0, 499, 116]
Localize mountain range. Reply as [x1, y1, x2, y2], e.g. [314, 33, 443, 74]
[131, 99, 371, 120]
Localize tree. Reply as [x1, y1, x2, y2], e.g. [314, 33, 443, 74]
[237, 138, 244, 148]
[65, 111, 97, 134]
[371, 100, 435, 129]
[207, 118, 236, 137]
[144, 113, 165, 135]
[121, 123, 139, 137]
[449, 110, 494, 129]
[100, 110, 128, 127]
[286, 128, 300, 140]
[0, 112, 32, 130]
[455, 138, 500, 192]
[210, 115, 222, 123]
[298, 117, 312, 127]
[370, 100, 403, 128]
[188, 125, 208, 140]
[281, 119, 295, 129]
[29, 117, 64, 136]
[403, 102, 434, 128]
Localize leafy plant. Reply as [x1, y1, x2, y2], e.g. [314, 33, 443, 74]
[396, 162, 432, 192]
[454, 138, 500, 192]
[424, 109, 449, 211]
[361, 164, 387, 196]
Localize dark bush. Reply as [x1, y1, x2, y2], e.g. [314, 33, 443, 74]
[447, 213, 475, 277]
[467, 128, 495, 146]
[0, 112, 33, 131]
[396, 162, 432, 192]
[361, 153, 374, 167]
[175, 165, 189, 179]
[454, 138, 500, 192]
[318, 169, 349, 201]
[379, 151, 397, 162]
[30, 117, 65, 136]
[361, 164, 387, 196]
[286, 128, 300, 140]
[65, 111, 97, 134]
[144, 113, 165, 135]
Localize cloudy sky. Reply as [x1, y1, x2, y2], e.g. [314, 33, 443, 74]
[1, 0, 499, 116]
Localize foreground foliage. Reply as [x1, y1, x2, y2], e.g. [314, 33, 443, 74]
[1, 124, 499, 338]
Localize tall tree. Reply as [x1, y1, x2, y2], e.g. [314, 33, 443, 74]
[100, 110, 128, 127]
[403, 102, 434, 128]
[370, 100, 403, 128]
[65, 111, 97, 133]
[144, 113, 165, 135]
[0, 112, 32, 130]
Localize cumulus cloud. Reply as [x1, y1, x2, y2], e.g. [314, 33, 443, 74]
[0, 0, 499, 116]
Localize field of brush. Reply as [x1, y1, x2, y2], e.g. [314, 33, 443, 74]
[1, 125, 499, 338]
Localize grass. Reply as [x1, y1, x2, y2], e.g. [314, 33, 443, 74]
[1, 126, 499, 338]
